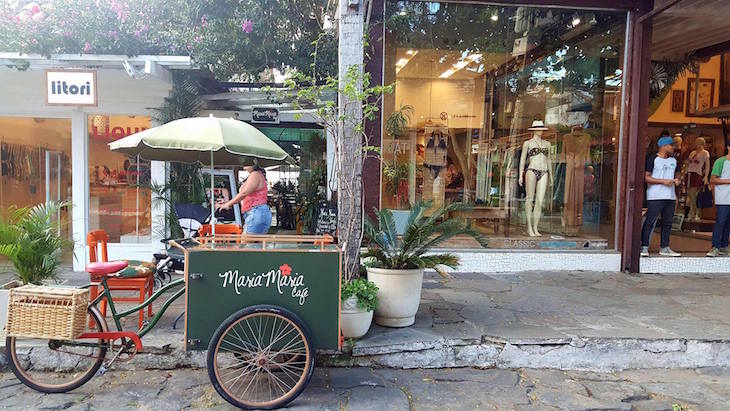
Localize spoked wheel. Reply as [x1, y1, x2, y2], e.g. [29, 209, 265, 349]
[207, 305, 314, 410]
[6, 305, 108, 393]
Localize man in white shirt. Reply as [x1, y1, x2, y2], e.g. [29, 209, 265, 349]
[640, 135, 681, 257]
[706, 139, 730, 257]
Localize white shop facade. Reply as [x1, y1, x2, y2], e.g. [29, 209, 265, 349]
[0, 53, 193, 271]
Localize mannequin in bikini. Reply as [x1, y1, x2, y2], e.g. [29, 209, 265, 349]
[519, 119, 553, 237]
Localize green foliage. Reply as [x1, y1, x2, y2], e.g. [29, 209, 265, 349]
[341, 278, 379, 312]
[363, 202, 487, 271]
[0, 202, 72, 285]
[295, 165, 327, 233]
[384, 105, 413, 139]
[147, 72, 206, 238]
[382, 162, 409, 197]
[0, 0, 336, 80]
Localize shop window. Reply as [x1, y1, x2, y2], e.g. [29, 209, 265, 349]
[383, 2, 626, 250]
[0, 117, 73, 250]
[88, 115, 152, 243]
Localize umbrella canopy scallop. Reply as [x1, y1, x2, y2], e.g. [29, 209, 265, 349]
[108, 116, 296, 167]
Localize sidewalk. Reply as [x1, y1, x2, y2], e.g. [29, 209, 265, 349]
[1, 268, 729, 372]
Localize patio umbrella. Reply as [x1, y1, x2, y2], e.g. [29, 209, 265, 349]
[109, 115, 295, 237]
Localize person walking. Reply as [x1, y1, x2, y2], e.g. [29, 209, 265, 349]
[706, 139, 730, 257]
[640, 135, 681, 257]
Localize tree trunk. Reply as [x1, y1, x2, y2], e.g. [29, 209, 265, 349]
[337, 0, 365, 280]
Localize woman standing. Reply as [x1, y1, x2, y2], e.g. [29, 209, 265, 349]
[685, 137, 710, 221]
[216, 164, 272, 234]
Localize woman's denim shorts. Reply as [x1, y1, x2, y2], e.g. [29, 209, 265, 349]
[243, 204, 272, 234]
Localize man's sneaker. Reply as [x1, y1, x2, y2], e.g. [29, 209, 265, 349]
[659, 247, 681, 257]
[640, 246, 649, 257]
[707, 248, 720, 257]
[719, 248, 730, 256]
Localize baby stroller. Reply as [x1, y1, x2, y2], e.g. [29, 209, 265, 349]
[153, 203, 212, 329]
[153, 203, 211, 288]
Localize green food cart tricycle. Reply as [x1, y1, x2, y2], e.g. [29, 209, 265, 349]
[4, 234, 342, 410]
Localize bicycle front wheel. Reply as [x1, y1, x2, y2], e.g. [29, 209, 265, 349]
[207, 305, 315, 410]
[6, 305, 108, 393]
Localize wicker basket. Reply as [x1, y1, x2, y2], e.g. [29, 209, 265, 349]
[5, 285, 89, 340]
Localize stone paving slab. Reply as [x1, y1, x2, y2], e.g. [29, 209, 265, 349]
[2, 267, 730, 372]
[1, 367, 727, 410]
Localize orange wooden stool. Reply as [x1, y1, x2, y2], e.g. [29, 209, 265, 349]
[87, 230, 155, 329]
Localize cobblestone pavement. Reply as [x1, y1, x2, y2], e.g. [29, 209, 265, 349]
[1, 367, 728, 410]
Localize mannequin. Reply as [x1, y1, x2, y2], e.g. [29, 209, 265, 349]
[562, 127, 591, 235]
[685, 137, 710, 221]
[502, 145, 519, 210]
[519, 120, 552, 237]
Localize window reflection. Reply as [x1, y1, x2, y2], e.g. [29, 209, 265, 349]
[383, 2, 626, 249]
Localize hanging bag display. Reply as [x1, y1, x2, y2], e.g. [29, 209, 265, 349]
[696, 184, 713, 209]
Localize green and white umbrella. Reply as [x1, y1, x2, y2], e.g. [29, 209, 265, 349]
[109, 115, 295, 167]
[109, 115, 295, 236]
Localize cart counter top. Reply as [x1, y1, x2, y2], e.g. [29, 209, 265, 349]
[190, 242, 340, 252]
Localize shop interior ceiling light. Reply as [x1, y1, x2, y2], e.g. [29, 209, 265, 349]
[395, 50, 418, 74]
[439, 53, 482, 78]
[490, 13, 498, 21]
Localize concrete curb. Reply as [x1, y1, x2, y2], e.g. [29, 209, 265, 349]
[3, 336, 729, 373]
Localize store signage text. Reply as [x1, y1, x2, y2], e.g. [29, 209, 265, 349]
[46, 70, 97, 106]
[218, 264, 309, 305]
[252, 107, 279, 123]
[92, 124, 148, 141]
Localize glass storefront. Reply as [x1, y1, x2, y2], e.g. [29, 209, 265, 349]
[0, 117, 73, 243]
[88, 115, 152, 243]
[383, 2, 627, 249]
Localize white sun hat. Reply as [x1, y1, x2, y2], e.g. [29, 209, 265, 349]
[527, 119, 549, 131]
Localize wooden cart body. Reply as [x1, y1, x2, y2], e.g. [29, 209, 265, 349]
[181, 235, 342, 351]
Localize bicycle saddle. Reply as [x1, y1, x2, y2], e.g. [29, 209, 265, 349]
[86, 261, 129, 277]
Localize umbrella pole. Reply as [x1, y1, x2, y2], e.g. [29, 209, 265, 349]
[211, 150, 215, 243]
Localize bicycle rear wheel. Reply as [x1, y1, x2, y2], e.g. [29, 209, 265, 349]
[6, 305, 108, 393]
[207, 305, 314, 410]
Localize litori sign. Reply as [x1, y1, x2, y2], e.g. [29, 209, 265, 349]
[251, 107, 279, 123]
[46, 70, 97, 106]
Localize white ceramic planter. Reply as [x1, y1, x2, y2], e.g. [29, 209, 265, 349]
[340, 296, 374, 339]
[366, 267, 424, 328]
[0, 280, 21, 337]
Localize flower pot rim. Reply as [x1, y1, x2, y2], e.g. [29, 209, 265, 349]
[366, 267, 424, 275]
[1, 280, 22, 290]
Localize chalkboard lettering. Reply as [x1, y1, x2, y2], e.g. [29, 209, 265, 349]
[218, 264, 310, 305]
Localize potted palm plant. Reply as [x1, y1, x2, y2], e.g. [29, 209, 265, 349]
[0, 202, 72, 333]
[363, 202, 486, 327]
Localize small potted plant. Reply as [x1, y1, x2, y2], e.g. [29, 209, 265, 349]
[363, 202, 486, 327]
[0, 202, 72, 332]
[340, 275, 379, 339]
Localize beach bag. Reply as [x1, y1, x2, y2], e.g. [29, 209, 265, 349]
[697, 185, 713, 209]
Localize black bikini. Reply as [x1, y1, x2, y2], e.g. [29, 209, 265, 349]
[526, 146, 549, 181]
[424, 131, 448, 178]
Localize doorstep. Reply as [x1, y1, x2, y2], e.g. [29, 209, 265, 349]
[438, 250, 621, 273]
[640, 255, 730, 274]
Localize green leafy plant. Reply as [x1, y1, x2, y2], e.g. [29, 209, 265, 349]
[385, 104, 413, 139]
[0, 202, 72, 285]
[341, 278, 379, 312]
[363, 202, 487, 274]
[295, 166, 327, 234]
